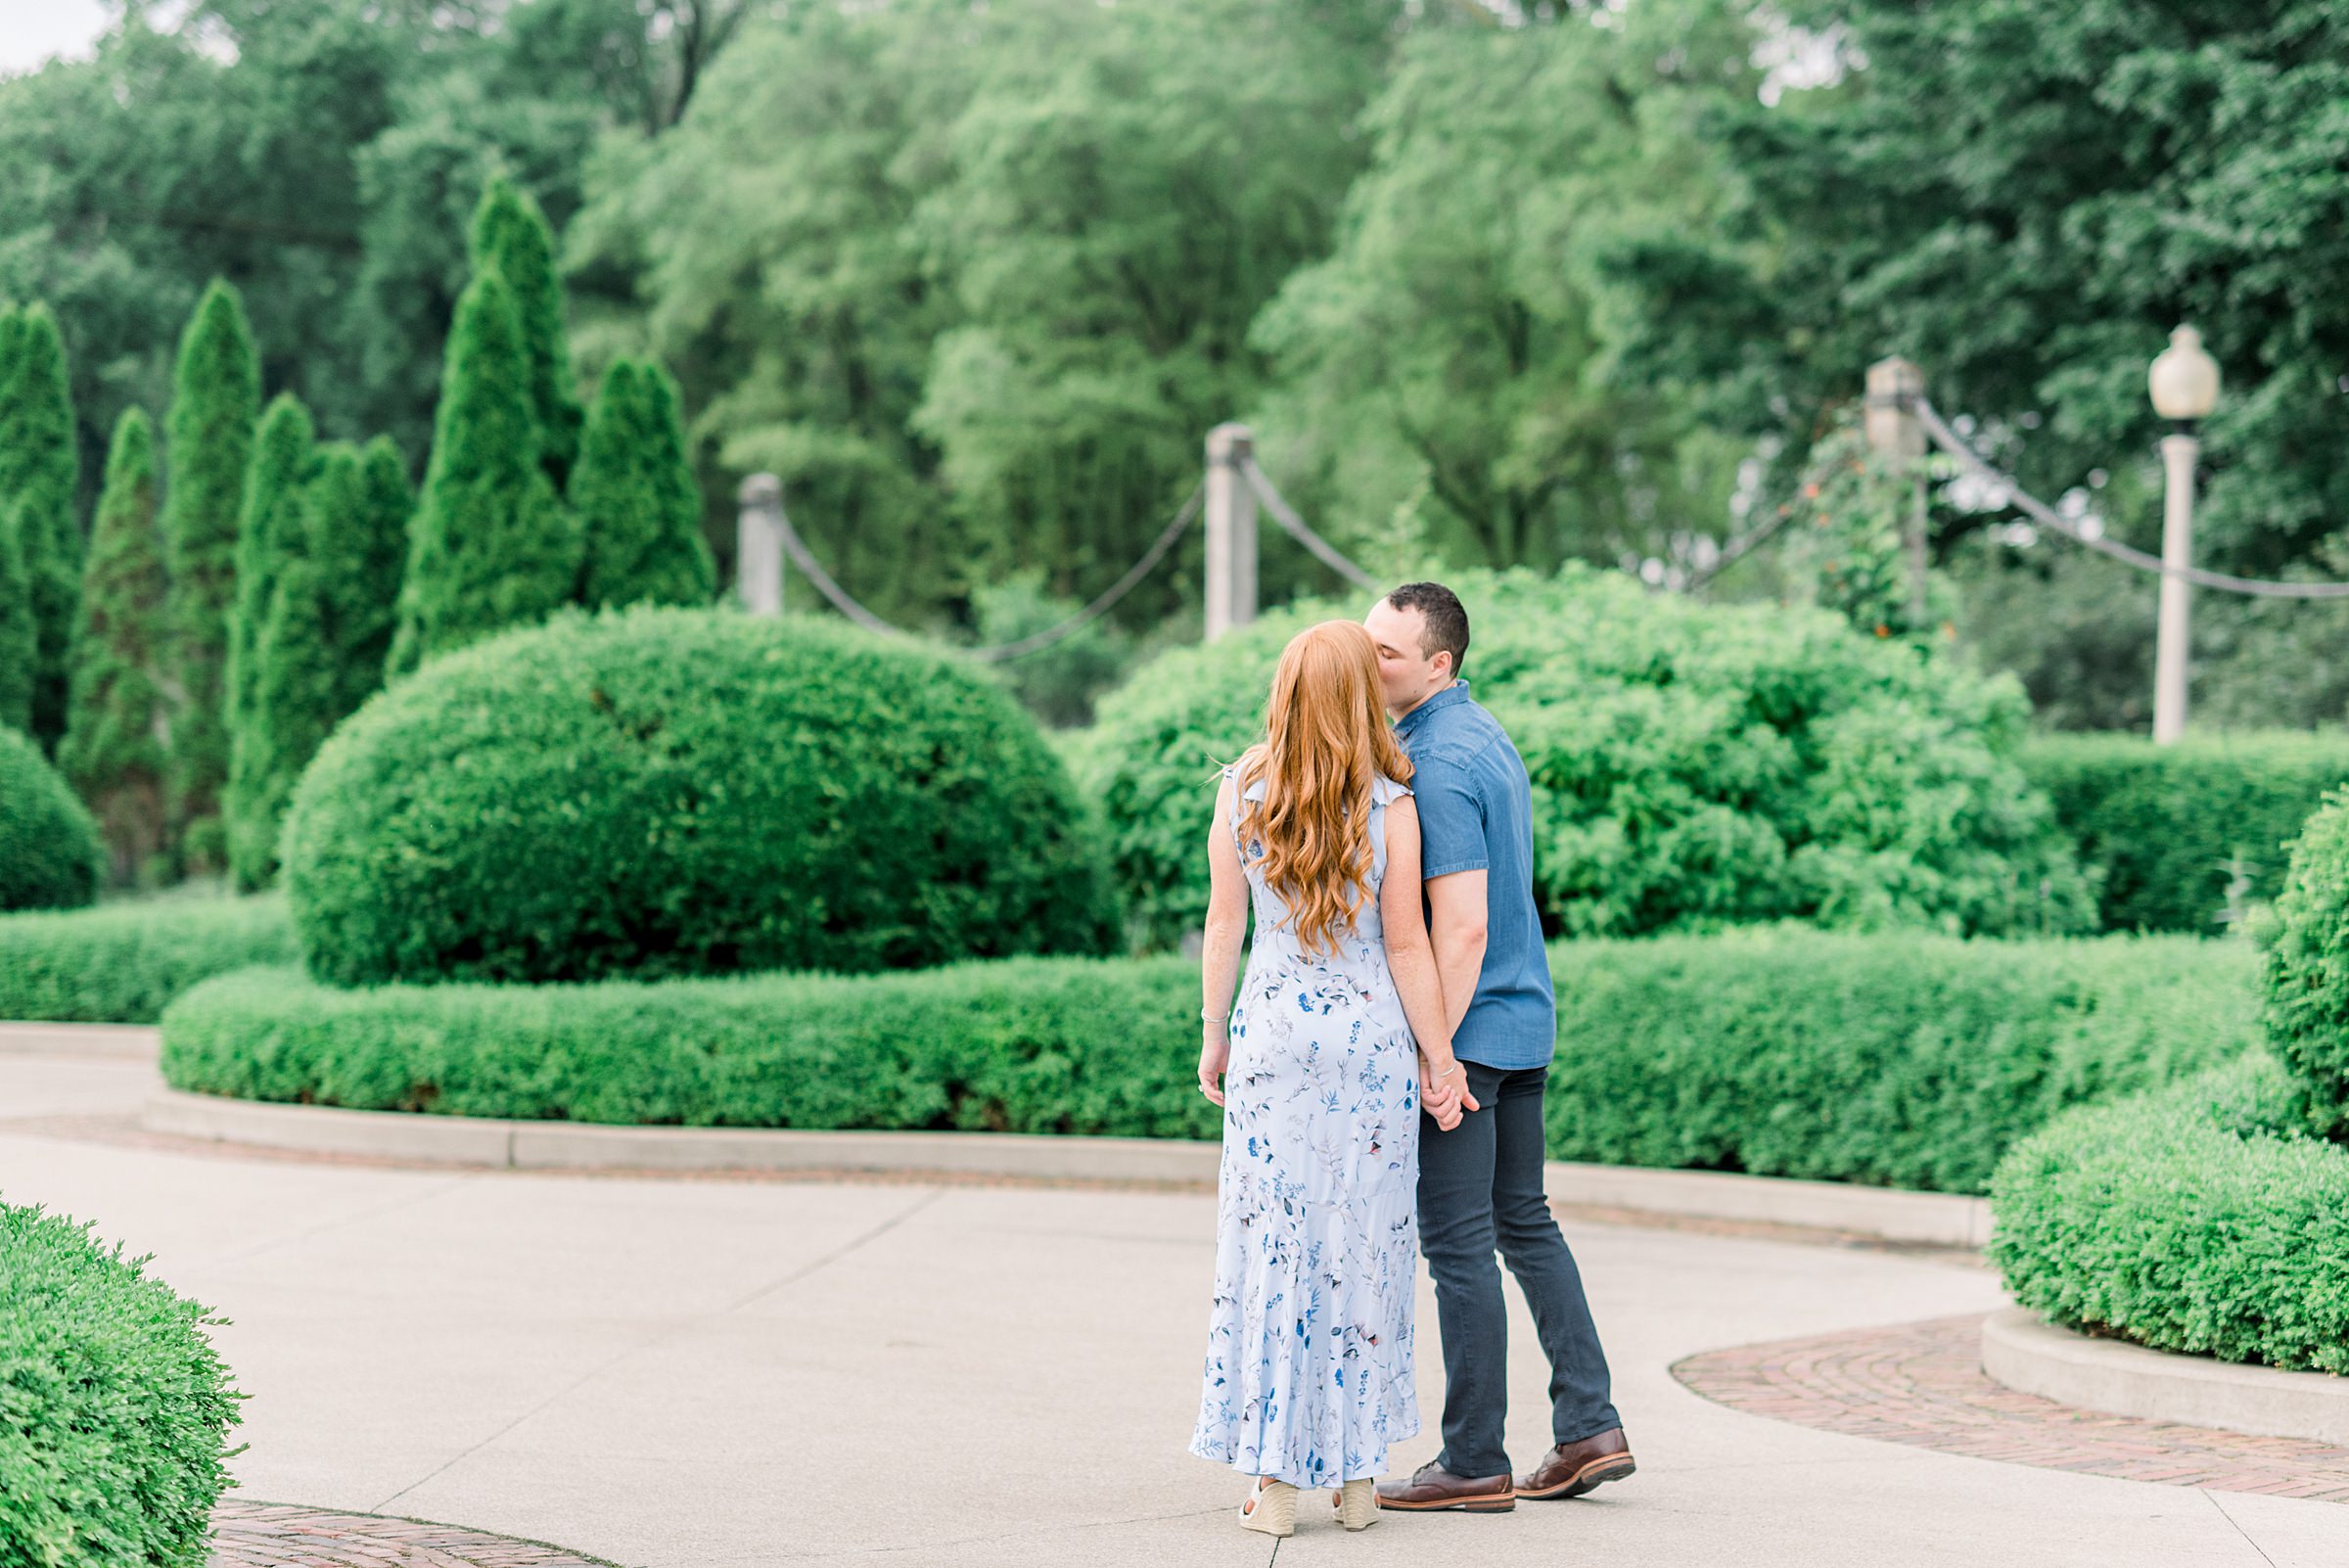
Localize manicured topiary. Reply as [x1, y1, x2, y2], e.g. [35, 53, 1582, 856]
[2259, 787, 2349, 1136]
[284, 606, 1118, 986]
[574, 358, 715, 610]
[0, 1201, 243, 1568]
[0, 723, 104, 910]
[161, 280, 262, 872]
[1069, 567, 2095, 948]
[58, 407, 171, 886]
[0, 893, 297, 1022]
[0, 304, 81, 750]
[2023, 731, 2349, 933]
[468, 176, 581, 486]
[386, 271, 581, 677]
[224, 395, 318, 891]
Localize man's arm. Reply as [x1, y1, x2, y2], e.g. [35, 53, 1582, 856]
[1425, 868, 1489, 1038]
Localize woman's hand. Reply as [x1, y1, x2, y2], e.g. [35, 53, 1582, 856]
[1420, 1051, 1478, 1131]
[1198, 1024, 1230, 1108]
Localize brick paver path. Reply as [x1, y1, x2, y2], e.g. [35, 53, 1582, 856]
[210, 1500, 622, 1567]
[1675, 1313, 2349, 1502]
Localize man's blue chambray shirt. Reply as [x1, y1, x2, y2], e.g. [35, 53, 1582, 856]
[1394, 680, 1556, 1070]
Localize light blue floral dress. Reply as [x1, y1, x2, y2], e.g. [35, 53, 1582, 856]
[1188, 766, 1422, 1489]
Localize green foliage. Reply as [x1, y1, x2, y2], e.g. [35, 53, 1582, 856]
[0, 498, 34, 734]
[1781, 422, 1956, 643]
[1548, 930, 2258, 1195]
[469, 175, 583, 486]
[2260, 788, 2349, 1136]
[161, 956, 1208, 1135]
[308, 438, 411, 725]
[224, 396, 319, 892]
[2020, 732, 2349, 934]
[388, 272, 581, 677]
[0, 1201, 243, 1568]
[0, 723, 103, 911]
[59, 408, 170, 887]
[0, 304, 80, 750]
[1249, 2, 1754, 573]
[968, 571, 1138, 730]
[1071, 568, 2095, 949]
[285, 606, 1117, 987]
[0, 893, 295, 1023]
[1991, 1059, 2349, 1373]
[573, 359, 714, 609]
[161, 280, 262, 874]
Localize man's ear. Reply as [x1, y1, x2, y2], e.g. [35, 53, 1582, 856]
[1432, 649, 1453, 682]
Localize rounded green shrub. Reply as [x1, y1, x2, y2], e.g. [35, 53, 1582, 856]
[0, 893, 296, 1022]
[0, 723, 104, 911]
[2260, 786, 2349, 1133]
[282, 606, 1117, 986]
[1069, 567, 2095, 948]
[0, 1201, 243, 1567]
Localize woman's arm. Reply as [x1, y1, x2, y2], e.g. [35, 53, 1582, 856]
[1381, 797, 1475, 1130]
[1197, 770, 1250, 1107]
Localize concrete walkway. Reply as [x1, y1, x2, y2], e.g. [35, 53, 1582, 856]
[0, 1052, 2336, 1567]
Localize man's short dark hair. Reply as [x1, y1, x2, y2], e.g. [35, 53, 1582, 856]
[1386, 581, 1469, 676]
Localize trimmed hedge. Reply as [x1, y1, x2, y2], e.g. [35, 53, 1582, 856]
[2019, 731, 2349, 934]
[0, 1201, 243, 1566]
[0, 894, 294, 1022]
[283, 606, 1118, 987]
[0, 722, 104, 912]
[1990, 1059, 2349, 1373]
[1070, 567, 2094, 951]
[1543, 931, 2257, 1194]
[161, 957, 1213, 1137]
[161, 930, 2253, 1194]
[2260, 786, 2349, 1135]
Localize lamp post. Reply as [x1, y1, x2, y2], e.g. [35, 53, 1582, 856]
[2147, 326, 2220, 744]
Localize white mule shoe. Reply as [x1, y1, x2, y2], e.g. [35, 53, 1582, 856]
[1240, 1477, 1298, 1537]
[1333, 1477, 1378, 1530]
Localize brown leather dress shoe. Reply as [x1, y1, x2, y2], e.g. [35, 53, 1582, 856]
[1513, 1427, 1636, 1499]
[1373, 1459, 1515, 1512]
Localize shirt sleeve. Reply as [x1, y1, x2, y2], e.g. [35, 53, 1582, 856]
[1413, 760, 1489, 880]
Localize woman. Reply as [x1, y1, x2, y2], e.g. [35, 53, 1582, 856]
[1187, 620, 1474, 1539]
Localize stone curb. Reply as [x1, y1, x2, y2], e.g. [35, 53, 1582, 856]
[137, 1084, 1987, 1243]
[1981, 1307, 2349, 1446]
[0, 1021, 161, 1060]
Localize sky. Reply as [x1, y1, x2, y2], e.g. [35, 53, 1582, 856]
[0, 0, 109, 75]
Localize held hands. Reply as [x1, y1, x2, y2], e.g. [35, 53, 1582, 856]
[1420, 1051, 1479, 1131]
[1197, 1020, 1230, 1108]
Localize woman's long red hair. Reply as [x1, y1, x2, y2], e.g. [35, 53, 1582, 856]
[1237, 621, 1414, 957]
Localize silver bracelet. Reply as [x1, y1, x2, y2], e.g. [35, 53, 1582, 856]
[1202, 1008, 1229, 1024]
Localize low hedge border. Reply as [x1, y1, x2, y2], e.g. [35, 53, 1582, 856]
[0, 894, 296, 1023]
[1989, 1056, 2349, 1375]
[0, 1201, 244, 1567]
[2019, 731, 2349, 934]
[161, 931, 2257, 1196]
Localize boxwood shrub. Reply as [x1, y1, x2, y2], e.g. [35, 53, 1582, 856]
[1068, 567, 2094, 951]
[1543, 930, 2257, 1194]
[2020, 730, 2349, 934]
[162, 930, 2250, 1192]
[0, 893, 295, 1022]
[2260, 786, 2349, 1135]
[1990, 1058, 2349, 1373]
[0, 1201, 243, 1566]
[281, 605, 1117, 987]
[0, 724, 104, 912]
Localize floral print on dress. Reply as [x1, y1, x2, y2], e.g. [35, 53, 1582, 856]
[1189, 768, 1421, 1489]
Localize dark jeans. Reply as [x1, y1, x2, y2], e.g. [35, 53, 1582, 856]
[1417, 1061, 1619, 1479]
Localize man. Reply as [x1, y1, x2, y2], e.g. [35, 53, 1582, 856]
[1364, 581, 1634, 1514]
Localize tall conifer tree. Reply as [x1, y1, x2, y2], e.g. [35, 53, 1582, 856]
[59, 408, 170, 885]
[0, 306, 81, 753]
[225, 394, 317, 890]
[161, 281, 262, 873]
[248, 485, 341, 891]
[309, 438, 410, 721]
[575, 359, 715, 609]
[388, 273, 580, 677]
[0, 501, 34, 735]
[469, 177, 582, 488]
